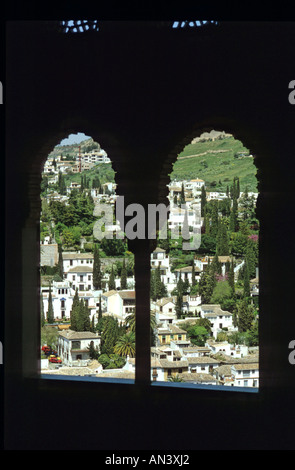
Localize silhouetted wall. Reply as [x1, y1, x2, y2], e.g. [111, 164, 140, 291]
[4, 21, 295, 450]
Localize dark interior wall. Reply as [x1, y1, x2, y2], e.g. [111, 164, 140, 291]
[4, 21, 295, 450]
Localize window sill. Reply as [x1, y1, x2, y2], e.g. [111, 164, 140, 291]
[40, 373, 259, 394]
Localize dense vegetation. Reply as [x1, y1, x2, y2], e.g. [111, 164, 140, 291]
[169, 134, 257, 193]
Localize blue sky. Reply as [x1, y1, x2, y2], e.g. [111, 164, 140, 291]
[58, 132, 91, 146]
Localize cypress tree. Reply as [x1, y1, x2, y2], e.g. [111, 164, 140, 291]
[120, 258, 127, 290]
[153, 265, 167, 300]
[237, 298, 254, 332]
[175, 278, 184, 319]
[180, 183, 185, 206]
[108, 265, 116, 290]
[245, 238, 258, 279]
[70, 289, 80, 331]
[216, 220, 229, 256]
[243, 261, 251, 298]
[191, 262, 196, 287]
[47, 282, 54, 324]
[57, 243, 63, 279]
[41, 295, 45, 327]
[229, 197, 238, 232]
[201, 185, 207, 217]
[235, 177, 240, 199]
[210, 201, 219, 239]
[80, 299, 90, 331]
[80, 175, 84, 192]
[93, 244, 102, 290]
[199, 261, 216, 304]
[98, 294, 102, 320]
[228, 258, 235, 294]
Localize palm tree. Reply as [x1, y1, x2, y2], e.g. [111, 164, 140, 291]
[114, 332, 136, 358]
[125, 310, 156, 333]
[168, 374, 184, 383]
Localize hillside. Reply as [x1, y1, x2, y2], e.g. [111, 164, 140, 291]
[49, 137, 101, 159]
[48, 137, 116, 186]
[169, 133, 258, 193]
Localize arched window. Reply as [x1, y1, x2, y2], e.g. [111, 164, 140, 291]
[40, 132, 136, 379]
[150, 129, 259, 389]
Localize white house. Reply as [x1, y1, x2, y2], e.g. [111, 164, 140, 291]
[186, 356, 220, 374]
[41, 280, 75, 320]
[150, 247, 177, 293]
[168, 206, 201, 236]
[231, 363, 259, 388]
[66, 265, 94, 292]
[41, 280, 101, 323]
[102, 290, 136, 321]
[155, 297, 176, 316]
[206, 339, 249, 358]
[78, 149, 111, 165]
[62, 252, 94, 273]
[57, 329, 101, 367]
[200, 304, 235, 339]
[174, 265, 202, 285]
[206, 191, 227, 201]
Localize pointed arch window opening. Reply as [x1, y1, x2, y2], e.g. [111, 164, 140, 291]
[150, 129, 259, 390]
[40, 132, 136, 380]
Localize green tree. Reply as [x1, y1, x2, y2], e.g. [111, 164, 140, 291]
[120, 258, 127, 290]
[93, 244, 102, 290]
[125, 310, 156, 334]
[70, 289, 80, 331]
[245, 238, 258, 279]
[168, 375, 184, 382]
[151, 265, 167, 300]
[41, 295, 45, 327]
[47, 282, 54, 324]
[228, 258, 235, 294]
[76, 299, 90, 331]
[57, 243, 63, 279]
[87, 341, 100, 359]
[114, 332, 136, 358]
[108, 265, 116, 291]
[187, 325, 210, 346]
[210, 201, 219, 239]
[180, 183, 185, 206]
[236, 298, 255, 332]
[199, 262, 216, 304]
[98, 294, 102, 320]
[216, 219, 229, 256]
[200, 185, 207, 217]
[191, 262, 196, 287]
[175, 278, 184, 319]
[243, 261, 251, 298]
[58, 171, 66, 195]
[100, 316, 121, 355]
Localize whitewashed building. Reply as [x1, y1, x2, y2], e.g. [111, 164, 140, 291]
[150, 247, 177, 294]
[62, 252, 94, 273]
[41, 280, 101, 322]
[102, 290, 136, 321]
[200, 304, 235, 339]
[231, 363, 259, 388]
[57, 329, 101, 366]
[206, 340, 249, 358]
[41, 280, 75, 320]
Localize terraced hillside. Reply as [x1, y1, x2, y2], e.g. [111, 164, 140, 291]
[169, 133, 258, 193]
